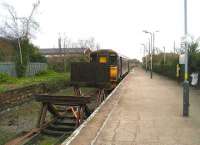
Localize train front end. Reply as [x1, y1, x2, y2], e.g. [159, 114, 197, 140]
[70, 49, 129, 90]
[90, 50, 120, 86]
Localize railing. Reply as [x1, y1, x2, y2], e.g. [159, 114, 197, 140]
[0, 62, 47, 76]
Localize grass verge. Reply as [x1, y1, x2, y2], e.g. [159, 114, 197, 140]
[0, 71, 69, 93]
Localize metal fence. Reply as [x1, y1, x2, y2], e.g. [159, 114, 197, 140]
[0, 62, 47, 77]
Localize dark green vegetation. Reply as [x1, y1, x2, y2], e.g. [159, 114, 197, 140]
[0, 38, 47, 77]
[0, 70, 69, 93]
[15, 39, 47, 77]
[143, 38, 200, 81]
[151, 53, 179, 79]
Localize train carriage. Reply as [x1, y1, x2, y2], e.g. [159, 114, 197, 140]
[71, 49, 130, 89]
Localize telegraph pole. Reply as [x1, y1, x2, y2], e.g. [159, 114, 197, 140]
[150, 33, 153, 79]
[145, 42, 148, 72]
[163, 46, 166, 65]
[143, 30, 153, 78]
[174, 41, 176, 54]
[148, 38, 151, 72]
[141, 44, 147, 71]
[183, 0, 189, 117]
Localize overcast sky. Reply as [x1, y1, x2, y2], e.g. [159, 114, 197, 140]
[1, 0, 200, 59]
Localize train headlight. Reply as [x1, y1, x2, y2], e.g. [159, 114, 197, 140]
[110, 66, 117, 80]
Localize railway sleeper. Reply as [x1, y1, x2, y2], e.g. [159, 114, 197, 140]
[55, 118, 76, 126]
[42, 128, 72, 137]
[48, 123, 75, 131]
[58, 114, 77, 119]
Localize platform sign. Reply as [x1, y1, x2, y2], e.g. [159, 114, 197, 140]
[179, 54, 185, 64]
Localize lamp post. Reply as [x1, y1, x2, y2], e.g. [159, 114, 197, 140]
[141, 44, 147, 71]
[143, 30, 159, 79]
[148, 38, 151, 71]
[183, 0, 189, 117]
[143, 30, 152, 78]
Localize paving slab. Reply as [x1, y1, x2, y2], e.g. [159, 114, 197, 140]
[62, 68, 200, 145]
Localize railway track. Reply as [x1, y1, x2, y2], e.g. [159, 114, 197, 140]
[5, 88, 108, 145]
[24, 112, 76, 145]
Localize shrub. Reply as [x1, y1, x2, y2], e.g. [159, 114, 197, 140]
[35, 70, 56, 76]
[15, 62, 27, 77]
[15, 39, 47, 77]
[143, 53, 179, 79]
[0, 73, 15, 83]
[143, 38, 200, 82]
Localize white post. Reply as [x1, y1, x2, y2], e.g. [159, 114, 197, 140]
[150, 33, 153, 79]
[183, 0, 189, 117]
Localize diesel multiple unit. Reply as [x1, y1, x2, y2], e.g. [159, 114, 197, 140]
[71, 49, 130, 89]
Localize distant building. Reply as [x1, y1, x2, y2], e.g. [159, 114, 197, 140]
[40, 48, 92, 72]
[39, 48, 92, 57]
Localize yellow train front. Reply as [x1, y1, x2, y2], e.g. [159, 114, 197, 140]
[70, 49, 130, 89]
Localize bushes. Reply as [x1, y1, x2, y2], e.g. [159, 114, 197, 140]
[153, 64, 177, 79]
[0, 71, 69, 93]
[189, 53, 200, 73]
[0, 73, 10, 83]
[15, 61, 27, 77]
[144, 51, 200, 81]
[0, 73, 16, 83]
[35, 70, 56, 76]
[153, 53, 179, 79]
[143, 38, 200, 81]
[143, 53, 179, 79]
[15, 39, 47, 77]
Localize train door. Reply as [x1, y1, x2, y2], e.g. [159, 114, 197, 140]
[119, 57, 123, 77]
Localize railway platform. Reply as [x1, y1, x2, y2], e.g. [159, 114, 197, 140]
[62, 68, 200, 145]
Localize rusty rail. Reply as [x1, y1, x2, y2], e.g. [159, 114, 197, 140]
[5, 87, 106, 145]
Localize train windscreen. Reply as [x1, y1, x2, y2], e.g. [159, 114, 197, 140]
[109, 55, 117, 65]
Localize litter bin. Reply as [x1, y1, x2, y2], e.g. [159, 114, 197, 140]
[190, 72, 198, 86]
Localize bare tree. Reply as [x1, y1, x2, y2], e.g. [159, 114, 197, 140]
[65, 38, 72, 49]
[58, 35, 100, 51]
[96, 43, 100, 50]
[77, 39, 90, 49]
[0, 1, 40, 64]
[77, 37, 97, 50]
[71, 42, 78, 48]
[87, 37, 95, 50]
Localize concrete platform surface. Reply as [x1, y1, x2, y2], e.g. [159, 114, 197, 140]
[62, 68, 200, 145]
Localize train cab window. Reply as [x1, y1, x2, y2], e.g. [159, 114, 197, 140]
[90, 54, 97, 63]
[99, 56, 107, 63]
[109, 55, 117, 65]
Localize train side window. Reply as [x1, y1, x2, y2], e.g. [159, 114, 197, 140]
[110, 55, 117, 65]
